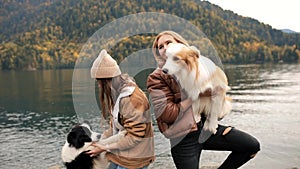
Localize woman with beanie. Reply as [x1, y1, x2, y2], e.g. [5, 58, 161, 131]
[88, 49, 155, 169]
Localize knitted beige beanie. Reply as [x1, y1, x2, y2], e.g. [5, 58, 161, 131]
[91, 49, 121, 78]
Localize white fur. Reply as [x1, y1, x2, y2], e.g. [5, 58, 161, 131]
[81, 123, 102, 142]
[163, 43, 232, 134]
[61, 141, 93, 163]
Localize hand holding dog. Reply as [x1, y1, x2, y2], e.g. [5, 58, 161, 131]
[86, 142, 106, 157]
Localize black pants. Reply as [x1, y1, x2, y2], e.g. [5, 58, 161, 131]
[170, 124, 260, 169]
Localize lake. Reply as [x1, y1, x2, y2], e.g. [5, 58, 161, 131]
[0, 64, 299, 169]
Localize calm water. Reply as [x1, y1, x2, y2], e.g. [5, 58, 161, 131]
[0, 64, 300, 169]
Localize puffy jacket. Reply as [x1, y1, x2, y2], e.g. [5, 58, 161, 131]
[103, 76, 155, 169]
[147, 68, 198, 138]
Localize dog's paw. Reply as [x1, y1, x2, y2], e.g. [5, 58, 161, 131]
[203, 121, 218, 134]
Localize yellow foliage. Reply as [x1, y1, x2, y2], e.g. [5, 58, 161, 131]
[73, 51, 79, 58]
[241, 42, 264, 51]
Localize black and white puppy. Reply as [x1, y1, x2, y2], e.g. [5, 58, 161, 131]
[61, 122, 105, 169]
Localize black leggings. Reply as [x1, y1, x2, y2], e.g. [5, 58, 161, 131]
[170, 124, 260, 169]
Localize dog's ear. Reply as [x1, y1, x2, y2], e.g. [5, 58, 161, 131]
[79, 134, 92, 144]
[67, 130, 92, 149]
[189, 46, 200, 58]
[67, 131, 77, 147]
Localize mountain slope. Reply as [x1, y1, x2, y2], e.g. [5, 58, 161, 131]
[281, 29, 298, 34]
[0, 0, 299, 70]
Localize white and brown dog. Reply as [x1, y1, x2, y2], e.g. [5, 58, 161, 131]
[162, 43, 232, 134]
[61, 122, 126, 169]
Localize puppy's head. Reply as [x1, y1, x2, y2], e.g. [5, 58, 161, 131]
[162, 43, 200, 77]
[67, 122, 101, 149]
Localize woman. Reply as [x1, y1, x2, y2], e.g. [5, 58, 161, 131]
[147, 30, 260, 169]
[88, 49, 155, 169]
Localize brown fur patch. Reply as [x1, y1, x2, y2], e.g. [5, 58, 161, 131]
[183, 57, 229, 101]
[174, 47, 228, 89]
[176, 47, 200, 80]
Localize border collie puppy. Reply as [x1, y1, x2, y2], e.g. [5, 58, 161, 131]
[162, 43, 232, 135]
[61, 122, 127, 169]
[61, 122, 102, 169]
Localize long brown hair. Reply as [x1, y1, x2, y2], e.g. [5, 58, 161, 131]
[96, 74, 135, 120]
[97, 78, 114, 120]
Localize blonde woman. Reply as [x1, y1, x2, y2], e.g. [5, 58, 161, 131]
[147, 30, 260, 169]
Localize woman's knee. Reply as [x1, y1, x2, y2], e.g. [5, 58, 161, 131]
[244, 134, 261, 157]
[223, 127, 261, 154]
[248, 138, 260, 158]
[247, 133, 260, 153]
[250, 137, 260, 154]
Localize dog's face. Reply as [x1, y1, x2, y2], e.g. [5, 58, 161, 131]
[162, 43, 200, 76]
[67, 122, 101, 149]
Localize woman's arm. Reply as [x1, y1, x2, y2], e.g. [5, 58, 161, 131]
[147, 69, 192, 124]
[100, 122, 113, 139]
[110, 89, 150, 150]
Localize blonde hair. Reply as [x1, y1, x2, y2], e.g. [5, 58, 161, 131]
[152, 30, 189, 61]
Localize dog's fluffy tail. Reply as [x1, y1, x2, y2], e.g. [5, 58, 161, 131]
[218, 96, 232, 120]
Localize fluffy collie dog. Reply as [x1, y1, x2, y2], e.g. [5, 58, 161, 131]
[162, 43, 232, 134]
[61, 122, 126, 169]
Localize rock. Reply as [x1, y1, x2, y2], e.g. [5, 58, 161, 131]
[48, 165, 61, 169]
[200, 166, 218, 169]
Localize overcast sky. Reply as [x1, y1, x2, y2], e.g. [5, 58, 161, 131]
[206, 0, 300, 32]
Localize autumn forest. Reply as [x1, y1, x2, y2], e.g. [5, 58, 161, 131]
[0, 0, 299, 70]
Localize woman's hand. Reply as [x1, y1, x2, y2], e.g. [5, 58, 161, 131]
[86, 142, 106, 157]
